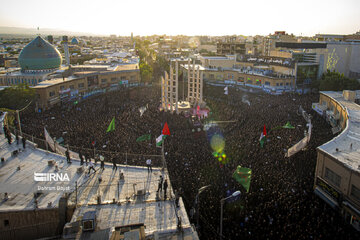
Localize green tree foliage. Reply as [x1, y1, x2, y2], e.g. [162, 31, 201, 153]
[136, 39, 169, 83]
[0, 84, 36, 110]
[317, 70, 360, 91]
[139, 60, 153, 82]
[153, 55, 169, 79]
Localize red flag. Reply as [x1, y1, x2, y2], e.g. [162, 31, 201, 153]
[162, 122, 170, 136]
[263, 124, 267, 136]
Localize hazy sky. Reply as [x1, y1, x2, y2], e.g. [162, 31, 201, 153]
[0, 0, 359, 36]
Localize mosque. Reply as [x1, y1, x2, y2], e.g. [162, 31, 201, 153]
[0, 36, 63, 86]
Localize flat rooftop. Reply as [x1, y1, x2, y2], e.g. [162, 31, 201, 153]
[0, 116, 197, 238]
[317, 91, 360, 172]
[182, 64, 206, 71]
[32, 77, 79, 88]
[113, 63, 139, 71]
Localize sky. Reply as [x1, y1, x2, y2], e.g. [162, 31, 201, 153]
[0, 0, 359, 36]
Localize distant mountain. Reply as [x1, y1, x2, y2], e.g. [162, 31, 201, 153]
[0, 26, 101, 37]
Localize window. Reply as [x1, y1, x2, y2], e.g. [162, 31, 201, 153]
[111, 78, 117, 82]
[351, 185, 360, 202]
[130, 76, 135, 81]
[4, 220, 9, 227]
[324, 168, 341, 187]
[60, 86, 65, 90]
[101, 79, 107, 84]
[286, 83, 289, 86]
[49, 91, 55, 97]
[78, 83, 84, 88]
[69, 85, 74, 89]
[121, 76, 126, 80]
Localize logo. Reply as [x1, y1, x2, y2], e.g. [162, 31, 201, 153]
[34, 172, 70, 182]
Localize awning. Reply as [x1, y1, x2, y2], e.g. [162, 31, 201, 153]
[343, 201, 360, 216]
[314, 187, 339, 209]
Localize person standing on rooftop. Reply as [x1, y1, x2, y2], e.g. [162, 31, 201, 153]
[146, 158, 152, 172]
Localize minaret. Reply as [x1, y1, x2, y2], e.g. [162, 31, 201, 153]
[62, 36, 70, 66]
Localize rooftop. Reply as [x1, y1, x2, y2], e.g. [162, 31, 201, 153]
[32, 77, 80, 89]
[317, 91, 360, 172]
[0, 115, 197, 239]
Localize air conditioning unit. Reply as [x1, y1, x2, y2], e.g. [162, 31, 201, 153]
[77, 166, 84, 174]
[82, 211, 96, 232]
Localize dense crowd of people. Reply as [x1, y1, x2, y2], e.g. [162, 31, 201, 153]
[20, 84, 359, 239]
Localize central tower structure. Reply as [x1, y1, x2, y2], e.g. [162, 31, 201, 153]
[187, 59, 203, 106]
[161, 60, 179, 113]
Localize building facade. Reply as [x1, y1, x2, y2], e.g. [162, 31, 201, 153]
[313, 91, 360, 231]
[33, 66, 140, 110]
[216, 42, 245, 55]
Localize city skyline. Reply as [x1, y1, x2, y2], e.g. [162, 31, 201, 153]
[0, 0, 359, 37]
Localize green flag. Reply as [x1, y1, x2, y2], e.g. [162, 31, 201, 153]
[106, 117, 115, 132]
[136, 134, 151, 142]
[233, 166, 252, 193]
[283, 121, 295, 129]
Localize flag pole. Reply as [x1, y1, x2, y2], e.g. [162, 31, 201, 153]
[161, 139, 165, 171]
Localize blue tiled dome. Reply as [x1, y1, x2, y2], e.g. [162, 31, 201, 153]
[18, 36, 62, 70]
[71, 37, 79, 45]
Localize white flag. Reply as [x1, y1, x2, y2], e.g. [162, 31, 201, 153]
[156, 134, 165, 147]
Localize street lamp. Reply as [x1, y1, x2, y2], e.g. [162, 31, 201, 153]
[219, 190, 241, 240]
[195, 185, 211, 230]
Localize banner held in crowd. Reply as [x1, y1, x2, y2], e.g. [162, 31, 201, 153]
[233, 166, 252, 193]
[136, 134, 151, 142]
[106, 117, 115, 132]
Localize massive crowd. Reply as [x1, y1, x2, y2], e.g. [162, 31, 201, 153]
[20, 84, 359, 239]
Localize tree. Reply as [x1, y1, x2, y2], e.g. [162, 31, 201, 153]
[0, 84, 36, 110]
[318, 70, 360, 91]
[139, 61, 153, 82]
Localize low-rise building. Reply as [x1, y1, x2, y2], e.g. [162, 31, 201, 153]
[313, 91, 360, 231]
[182, 63, 295, 94]
[33, 64, 140, 110]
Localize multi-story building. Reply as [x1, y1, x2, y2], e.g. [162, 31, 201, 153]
[216, 42, 245, 55]
[182, 62, 295, 94]
[313, 90, 360, 231]
[33, 64, 140, 110]
[276, 41, 360, 79]
[262, 31, 297, 56]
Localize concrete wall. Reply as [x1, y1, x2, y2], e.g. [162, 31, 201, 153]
[324, 43, 360, 78]
[319, 93, 348, 130]
[200, 58, 235, 69]
[270, 50, 292, 58]
[0, 209, 60, 240]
